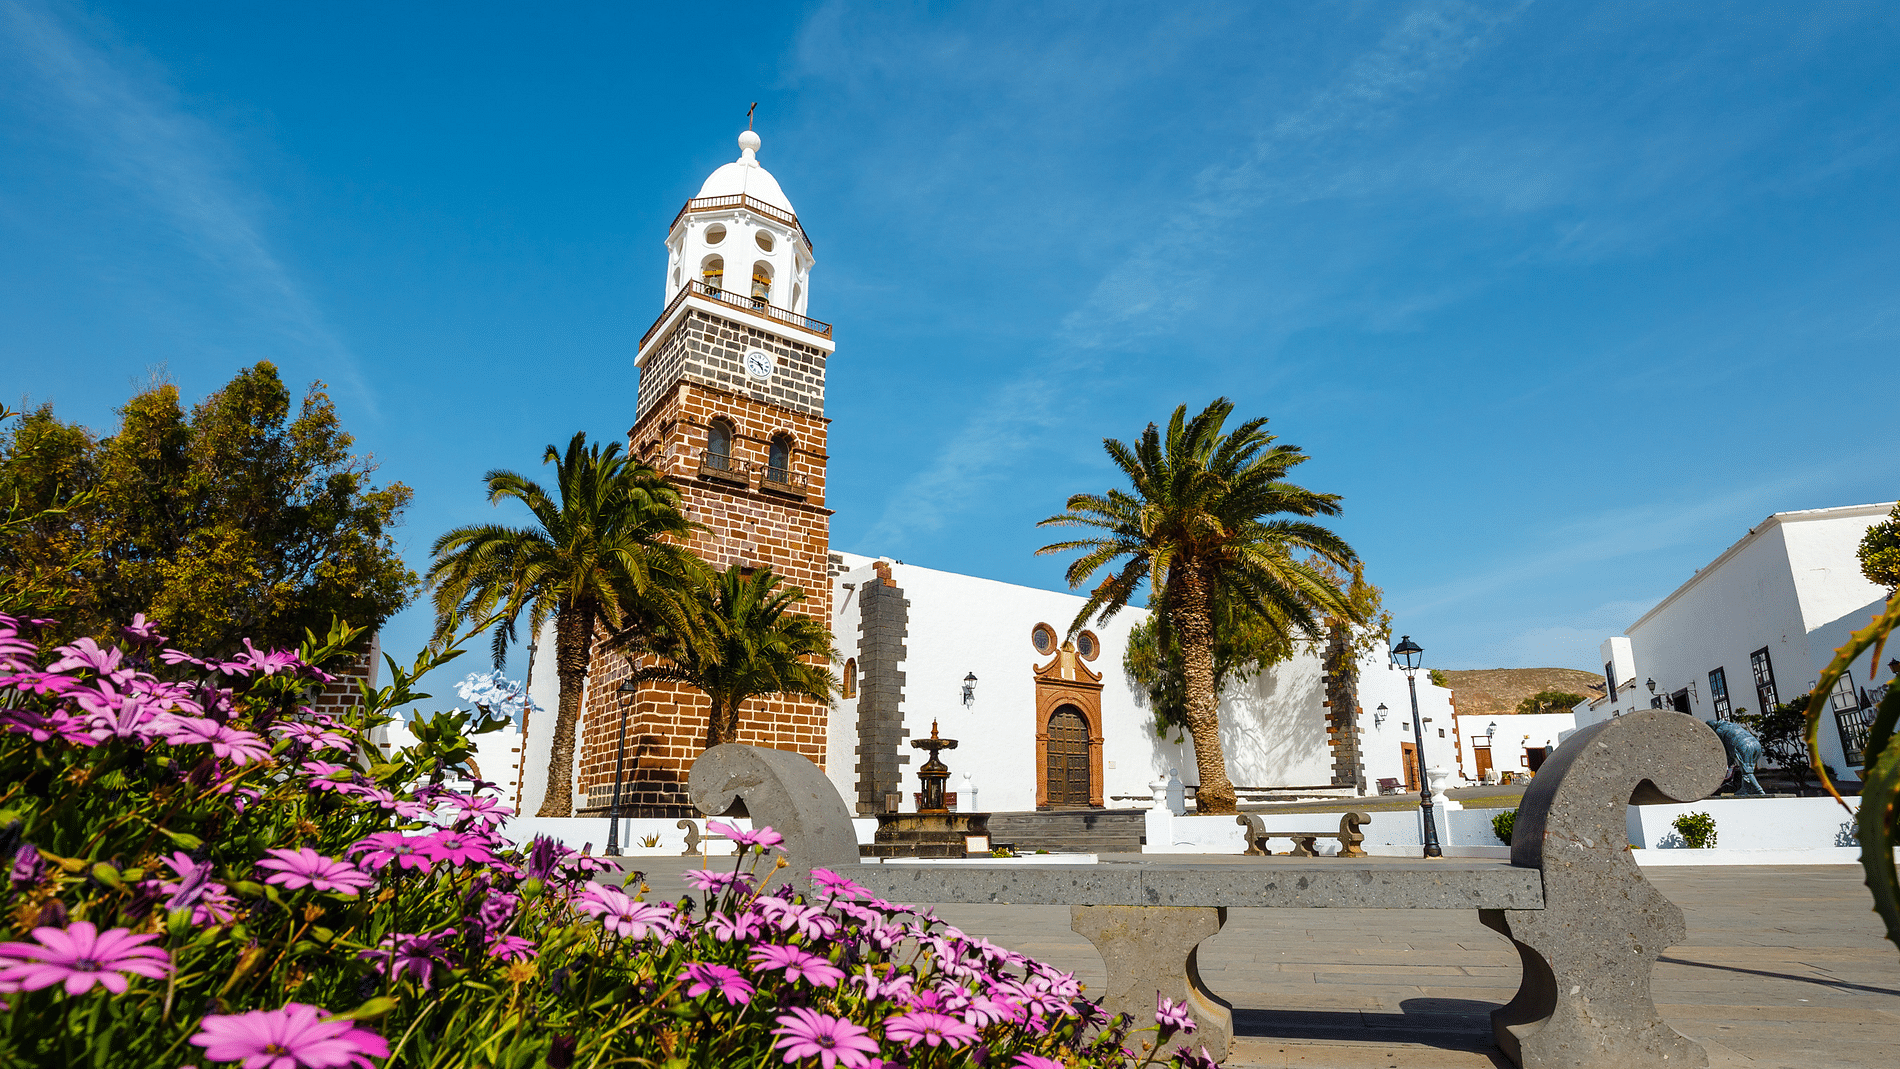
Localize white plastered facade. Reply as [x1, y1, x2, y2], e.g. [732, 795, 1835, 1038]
[1573, 502, 1897, 775]
[826, 552, 1455, 813]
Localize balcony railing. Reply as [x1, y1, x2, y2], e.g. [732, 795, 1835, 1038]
[696, 450, 750, 486]
[640, 280, 833, 351]
[759, 465, 808, 499]
[670, 194, 812, 250]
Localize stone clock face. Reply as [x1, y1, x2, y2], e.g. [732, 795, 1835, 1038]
[744, 349, 775, 381]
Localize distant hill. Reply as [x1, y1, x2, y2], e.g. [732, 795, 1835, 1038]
[1436, 668, 1604, 719]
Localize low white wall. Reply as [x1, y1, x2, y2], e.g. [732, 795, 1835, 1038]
[1626, 796, 1861, 851]
[496, 816, 755, 856]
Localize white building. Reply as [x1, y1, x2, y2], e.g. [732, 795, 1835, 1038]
[1574, 502, 1896, 777]
[824, 552, 1454, 813]
[1449, 711, 1577, 783]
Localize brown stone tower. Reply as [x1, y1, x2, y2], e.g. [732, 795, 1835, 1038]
[573, 130, 835, 816]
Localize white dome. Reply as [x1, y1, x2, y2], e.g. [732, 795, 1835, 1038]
[694, 131, 795, 215]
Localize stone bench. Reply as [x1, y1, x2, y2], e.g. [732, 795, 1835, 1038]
[685, 709, 1726, 1069]
[1236, 810, 1369, 857]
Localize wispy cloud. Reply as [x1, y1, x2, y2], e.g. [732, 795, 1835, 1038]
[853, 3, 1524, 547]
[0, 0, 369, 409]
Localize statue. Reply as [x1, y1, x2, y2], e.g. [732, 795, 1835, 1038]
[1704, 719, 1766, 796]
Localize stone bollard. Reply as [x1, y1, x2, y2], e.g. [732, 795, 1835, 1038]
[1072, 905, 1231, 1061]
[1484, 709, 1726, 1069]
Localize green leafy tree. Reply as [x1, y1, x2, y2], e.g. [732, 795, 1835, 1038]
[0, 365, 416, 652]
[428, 432, 707, 817]
[1860, 500, 1900, 593]
[1516, 690, 1589, 715]
[1125, 598, 1293, 742]
[1039, 398, 1358, 814]
[615, 564, 835, 748]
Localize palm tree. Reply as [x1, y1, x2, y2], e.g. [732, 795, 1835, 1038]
[428, 431, 706, 817]
[617, 564, 835, 748]
[1037, 398, 1358, 814]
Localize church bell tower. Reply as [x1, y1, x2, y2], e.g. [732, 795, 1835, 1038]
[574, 130, 836, 816]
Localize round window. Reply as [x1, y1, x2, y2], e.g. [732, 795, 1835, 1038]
[1077, 631, 1100, 661]
[755, 230, 776, 252]
[704, 224, 727, 246]
[1031, 623, 1057, 655]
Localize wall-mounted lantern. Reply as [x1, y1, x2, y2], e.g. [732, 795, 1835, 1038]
[1486, 720, 1498, 740]
[1374, 702, 1388, 727]
[961, 672, 978, 707]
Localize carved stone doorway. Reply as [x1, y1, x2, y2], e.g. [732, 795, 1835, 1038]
[1045, 706, 1092, 808]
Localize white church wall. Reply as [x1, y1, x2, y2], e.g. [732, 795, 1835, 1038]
[1350, 662, 1457, 793]
[516, 618, 561, 817]
[829, 553, 1416, 813]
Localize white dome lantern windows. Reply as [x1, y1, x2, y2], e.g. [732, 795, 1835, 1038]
[750, 261, 773, 305]
[755, 230, 776, 253]
[704, 224, 727, 246]
[701, 255, 725, 293]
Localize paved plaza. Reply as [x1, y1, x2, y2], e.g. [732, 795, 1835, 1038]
[635, 857, 1898, 1068]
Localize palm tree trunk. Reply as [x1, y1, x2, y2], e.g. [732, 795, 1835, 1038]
[705, 696, 740, 748]
[537, 604, 595, 818]
[1171, 564, 1238, 814]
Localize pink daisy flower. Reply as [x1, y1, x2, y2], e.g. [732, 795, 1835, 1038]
[682, 961, 755, 1005]
[346, 832, 434, 874]
[900, 1002, 981, 1043]
[1013, 1056, 1065, 1069]
[1155, 993, 1197, 1035]
[189, 1001, 389, 1069]
[0, 922, 172, 996]
[164, 718, 273, 765]
[709, 820, 785, 850]
[748, 944, 845, 988]
[574, 882, 680, 942]
[256, 848, 373, 895]
[414, 831, 497, 867]
[771, 1007, 880, 1069]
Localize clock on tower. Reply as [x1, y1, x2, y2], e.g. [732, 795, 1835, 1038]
[574, 129, 837, 817]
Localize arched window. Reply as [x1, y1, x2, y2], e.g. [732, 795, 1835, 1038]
[701, 255, 724, 293]
[767, 434, 792, 482]
[706, 419, 734, 471]
[841, 658, 857, 699]
[750, 261, 773, 306]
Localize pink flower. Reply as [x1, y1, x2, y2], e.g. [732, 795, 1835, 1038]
[485, 935, 536, 963]
[190, 1001, 389, 1069]
[1013, 1056, 1065, 1069]
[256, 849, 373, 895]
[709, 820, 785, 850]
[271, 722, 352, 751]
[1155, 994, 1196, 1036]
[575, 882, 680, 942]
[681, 868, 753, 893]
[0, 922, 172, 996]
[358, 930, 457, 989]
[748, 944, 845, 988]
[809, 868, 871, 902]
[414, 831, 497, 867]
[883, 1010, 980, 1049]
[443, 792, 512, 828]
[771, 1007, 880, 1069]
[121, 614, 166, 644]
[683, 961, 755, 1005]
[164, 718, 273, 765]
[346, 832, 434, 874]
[704, 910, 764, 943]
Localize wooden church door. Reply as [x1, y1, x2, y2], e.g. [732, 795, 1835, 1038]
[1045, 706, 1092, 808]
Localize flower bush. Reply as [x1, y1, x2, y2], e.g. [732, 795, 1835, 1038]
[0, 614, 1212, 1068]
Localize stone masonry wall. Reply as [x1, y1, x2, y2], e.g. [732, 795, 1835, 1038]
[852, 561, 909, 815]
[574, 328, 833, 816]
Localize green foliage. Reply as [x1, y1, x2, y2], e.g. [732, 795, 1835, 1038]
[1858, 500, 1900, 591]
[427, 432, 706, 817]
[1492, 808, 1516, 845]
[1671, 810, 1718, 849]
[1429, 668, 1448, 688]
[1124, 599, 1293, 741]
[1516, 690, 1588, 715]
[1736, 689, 1815, 787]
[1038, 398, 1360, 814]
[1800, 593, 1900, 958]
[0, 366, 416, 653]
[616, 564, 836, 747]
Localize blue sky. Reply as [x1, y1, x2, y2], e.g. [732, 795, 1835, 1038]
[4, 1, 1897, 687]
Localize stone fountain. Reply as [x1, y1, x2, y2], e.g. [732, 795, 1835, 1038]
[863, 720, 992, 858]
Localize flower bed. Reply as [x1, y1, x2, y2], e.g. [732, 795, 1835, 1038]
[0, 615, 1209, 1068]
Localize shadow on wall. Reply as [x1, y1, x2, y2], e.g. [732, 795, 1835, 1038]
[1134, 653, 1331, 788]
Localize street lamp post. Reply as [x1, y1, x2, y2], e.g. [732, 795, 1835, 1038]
[1391, 635, 1442, 858]
[604, 681, 637, 857]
